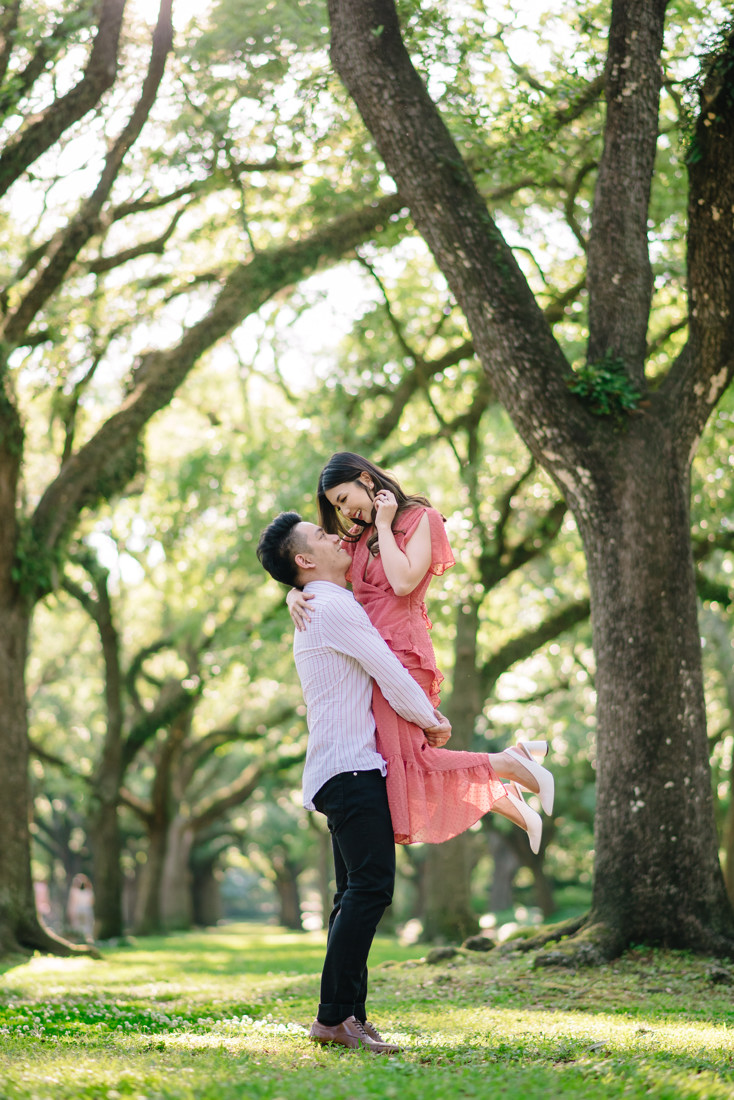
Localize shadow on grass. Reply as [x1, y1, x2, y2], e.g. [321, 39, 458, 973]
[0, 923, 731, 1100]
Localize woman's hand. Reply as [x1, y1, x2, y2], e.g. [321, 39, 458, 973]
[373, 489, 398, 529]
[286, 588, 314, 631]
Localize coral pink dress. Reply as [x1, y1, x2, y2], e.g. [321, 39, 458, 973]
[345, 506, 506, 844]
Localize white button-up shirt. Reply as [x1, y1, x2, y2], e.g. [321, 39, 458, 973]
[295, 580, 440, 809]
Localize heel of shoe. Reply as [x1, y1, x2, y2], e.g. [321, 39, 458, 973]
[518, 740, 548, 761]
[506, 783, 542, 855]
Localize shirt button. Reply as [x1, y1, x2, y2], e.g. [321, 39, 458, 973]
[353, 771, 357, 776]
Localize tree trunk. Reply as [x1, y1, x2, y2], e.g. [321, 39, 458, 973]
[487, 832, 520, 913]
[0, 604, 87, 955]
[0, 602, 39, 953]
[89, 569, 125, 940]
[530, 860, 556, 920]
[422, 598, 482, 941]
[328, 0, 734, 958]
[133, 819, 169, 935]
[273, 866, 303, 931]
[580, 427, 732, 952]
[89, 798, 123, 940]
[191, 860, 223, 928]
[160, 816, 194, 931]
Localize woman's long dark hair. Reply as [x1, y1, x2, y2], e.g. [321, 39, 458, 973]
[317, 452, 430, 554]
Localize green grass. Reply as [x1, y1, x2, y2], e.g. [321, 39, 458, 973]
[0, 924, 732, 1099]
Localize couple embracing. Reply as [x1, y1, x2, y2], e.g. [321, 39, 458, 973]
[257, 452, 553, 1054]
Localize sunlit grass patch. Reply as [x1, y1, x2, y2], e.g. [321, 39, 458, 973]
[0, 924, 732, 1100]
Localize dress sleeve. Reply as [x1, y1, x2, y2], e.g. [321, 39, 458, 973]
[396, 506, 454, 577]
[425, 507, 454, 577]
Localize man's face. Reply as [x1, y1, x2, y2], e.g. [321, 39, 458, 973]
[295, 521, 349, 582]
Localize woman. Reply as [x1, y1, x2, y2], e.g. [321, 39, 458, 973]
[288, 452, 553, 850]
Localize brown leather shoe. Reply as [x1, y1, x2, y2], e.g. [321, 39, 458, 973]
[309, 1015, 400, 1054]
[362, 1019, 399, 1048]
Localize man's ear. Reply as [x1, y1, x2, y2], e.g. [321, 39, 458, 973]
[294, 552, 315, 572]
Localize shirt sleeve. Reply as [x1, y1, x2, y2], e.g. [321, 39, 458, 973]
[322, 596, 439, 729]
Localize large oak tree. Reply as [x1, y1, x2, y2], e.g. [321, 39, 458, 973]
[0, 0, 407, 955]
[327, 0, 734, 958]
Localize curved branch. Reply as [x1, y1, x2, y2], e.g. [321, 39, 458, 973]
[29, 192, 405, 565]
[480, 598, 591, 698]
[585, 0, 667, 379]
[86, 206, 188, 275]
[663, 25, 734, 450]
[0, 0, 126, 199]
[3, 0, 174, 344]
[328, 0, 588, 485]
[192, 746, 306, 833]
[0, 2, 20, 89]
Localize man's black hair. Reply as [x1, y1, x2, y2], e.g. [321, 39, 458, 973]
[257, 511, 307, 588]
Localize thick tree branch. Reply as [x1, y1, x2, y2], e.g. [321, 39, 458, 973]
[3, 0, 173, 344]
[29, 192, 405, 564]
[663, 25, 734, 450]
[0, 0, 126, 199]
[86, 206, 188, 275]
[183, 702, 299, 779]
[328, 0, 590, 493]
[480, 598, 591, 699]
[118, 787, 153, 822]
[192, 746, 305, 833]
[122, 681, 201, 772]
[585, 0, 668, 381]
[0, 1, 20, 89]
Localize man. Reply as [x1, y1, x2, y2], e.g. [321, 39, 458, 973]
[257, 512, 450, 1054]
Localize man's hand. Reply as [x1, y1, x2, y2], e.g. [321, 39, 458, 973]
[424, 710, 451, 747]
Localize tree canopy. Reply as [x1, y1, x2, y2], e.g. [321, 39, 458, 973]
[0, 0, 732, 957]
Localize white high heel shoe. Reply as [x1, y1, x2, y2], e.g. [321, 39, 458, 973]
[505, 782, 543, 855]
[505, 745, 554, 815]
[518, 740, 547, 761]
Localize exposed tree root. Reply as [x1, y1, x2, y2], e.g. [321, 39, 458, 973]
[17, 920, 101, 960]
[496, 913, 591, 957]
[530, 920, 626, 969]
[497, 911, 734, 969]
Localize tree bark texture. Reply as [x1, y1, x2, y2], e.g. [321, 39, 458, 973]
[422, 599, 482, 940]
[328, 0, 734, 955]
[0, 0, 126, 199]
[586, 0, 668, 378]
[160, 816, 195, 931]
[582, 427, 730, 949]
[64, 561, 126, 939]
[191, 861, 223, 927]
[0, 601, 36, 954]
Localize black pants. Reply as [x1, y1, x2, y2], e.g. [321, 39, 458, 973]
[312, 769, 396, 1026]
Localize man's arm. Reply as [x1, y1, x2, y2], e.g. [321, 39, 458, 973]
[323, 596, 451, 738]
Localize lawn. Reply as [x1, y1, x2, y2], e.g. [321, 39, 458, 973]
[0, 923, 732, 1099]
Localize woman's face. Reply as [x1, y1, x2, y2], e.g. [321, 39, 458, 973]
[325, 473, 375, 526]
